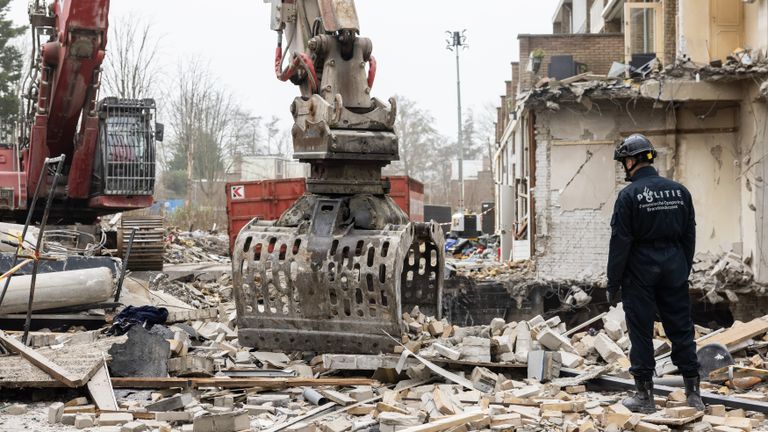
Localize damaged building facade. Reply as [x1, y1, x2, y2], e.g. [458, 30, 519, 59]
[494, 0, 768, 319]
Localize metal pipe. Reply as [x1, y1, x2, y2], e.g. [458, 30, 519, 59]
[302, 388, 329, 406]
[0, 152, 56, 310]
[447, 30, 467, 212]
[22, 155, 65, 344]
[114, 228, 136, 302]
[455, 44, 464, 211]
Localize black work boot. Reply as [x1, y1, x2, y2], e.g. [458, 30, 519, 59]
[684, 376, 706, 411]
[622, 378, 656, 414]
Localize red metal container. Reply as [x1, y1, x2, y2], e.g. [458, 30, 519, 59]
[226, 177, 424, 254]
[386, 176, 424, 223]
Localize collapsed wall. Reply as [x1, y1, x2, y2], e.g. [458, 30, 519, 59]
[502, 68, 768, 320]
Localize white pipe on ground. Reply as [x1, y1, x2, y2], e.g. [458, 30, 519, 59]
[0, 267, 113, 314]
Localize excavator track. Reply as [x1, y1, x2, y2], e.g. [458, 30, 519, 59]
[118, 215, 165, 271]
[233, 198, 444, 354]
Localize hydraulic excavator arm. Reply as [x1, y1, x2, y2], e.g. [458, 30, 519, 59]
[232, 0, 445, 354]
[16, 0, 161, 220]
[9, 1, 165, 270]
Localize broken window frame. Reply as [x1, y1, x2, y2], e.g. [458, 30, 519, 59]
[623, 2, 665, 67]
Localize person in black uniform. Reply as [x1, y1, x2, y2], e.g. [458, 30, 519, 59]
[607, 134, 704, 413]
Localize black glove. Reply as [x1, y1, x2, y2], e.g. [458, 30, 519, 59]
[606, 286, 621, 307]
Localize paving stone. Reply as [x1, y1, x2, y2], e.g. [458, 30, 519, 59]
[48, 402, 65, 424]
[121, 421, 149, 432]
[75, 414, 95, 429]
[99, 412, 134, 426]
[3, 403, 27, 415]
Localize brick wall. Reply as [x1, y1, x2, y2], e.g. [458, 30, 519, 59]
[531, 103, 635, 281]
[450, 172, 494, 214]
[664, 0, 677, 65]
[532, 121, 616, 281]
[511, 62, 520, 95]
[518, 33, 625, 90]
[496, 107, 503, 144]
[496, 63, 521, 144]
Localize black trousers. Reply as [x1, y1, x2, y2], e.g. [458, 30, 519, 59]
[622, 247, 700, 380]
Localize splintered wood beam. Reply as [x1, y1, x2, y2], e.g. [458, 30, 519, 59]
[398, 410, 488, 432]
[111, 377, 375, 389]
[697, 317, 768, 349]
[0, 330, 81, 388]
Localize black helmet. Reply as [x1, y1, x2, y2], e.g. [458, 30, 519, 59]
[614, 134, 657, 162]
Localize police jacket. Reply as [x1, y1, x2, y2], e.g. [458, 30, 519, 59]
[606, 166, 696, 291]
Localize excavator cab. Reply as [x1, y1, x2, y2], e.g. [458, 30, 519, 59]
[93, 98, 166, 271]
[92, 97, 161, 198]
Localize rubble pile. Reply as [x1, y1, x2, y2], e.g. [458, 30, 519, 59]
[446, 235, 500, 260]
[669, 48, 768, 81]
[453, 260, 535, 282]
[2, 229, 768, 431]
[164, 230, 230, 265]
[4, 299, 768, 432]
[449, 260, 597, 315]
[452, 249, 768, 312]
[401, 304, 629, 373]
[153, 271, 234, 309]
[690, 251, 768, 303]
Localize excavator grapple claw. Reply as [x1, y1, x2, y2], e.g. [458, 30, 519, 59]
[237, 0, 447, 354]
[233, 198, 444, 354]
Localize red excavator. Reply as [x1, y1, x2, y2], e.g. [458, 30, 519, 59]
[6, 0, 164, 269]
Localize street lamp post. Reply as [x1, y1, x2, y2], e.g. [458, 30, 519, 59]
[446, 30, 467, 212]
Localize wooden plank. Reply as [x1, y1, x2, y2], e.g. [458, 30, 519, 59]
[0, 337, 117, 389]
[398, 410, 487, 432]
[709, 366, 768, 383]
[730, 366, 768, 380]
[642, 411, 703, 426]
[428, 358, 526, 369]
[698, 317, 768, 349]
[564, 313, 607, 337]
[0, 313, 106, 321]
[111, 377, 374, 389]
[559, 72, 592, 85]
[0, 330, 80, 387]
[261, 403, 336, 432]
[395, 349, 476, 392]
[265, 379, 432, 432]
[317, 389, 356, 406]
[87, 361, 118, 411]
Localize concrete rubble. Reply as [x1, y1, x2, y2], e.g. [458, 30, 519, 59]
[0, 231, 767, 431]
[453, 250, 768, 321]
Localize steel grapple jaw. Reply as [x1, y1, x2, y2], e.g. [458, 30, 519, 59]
[232, 195, 444, 354]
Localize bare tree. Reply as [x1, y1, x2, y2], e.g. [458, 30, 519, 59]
[274, 128, 292, 158]
[394, 96, 440, 180]
[476, 101, 499, 177]
[102, 13, 161, 100]
[166, 60, 239, 202]
[230, 110, 263, 156]
[265, 116, 281, 155]
[421, 136, 453, 205]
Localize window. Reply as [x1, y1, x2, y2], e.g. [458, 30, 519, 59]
[624, 2, 664, 65]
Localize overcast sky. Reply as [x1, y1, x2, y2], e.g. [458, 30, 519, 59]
[7, 0, 558, 140]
